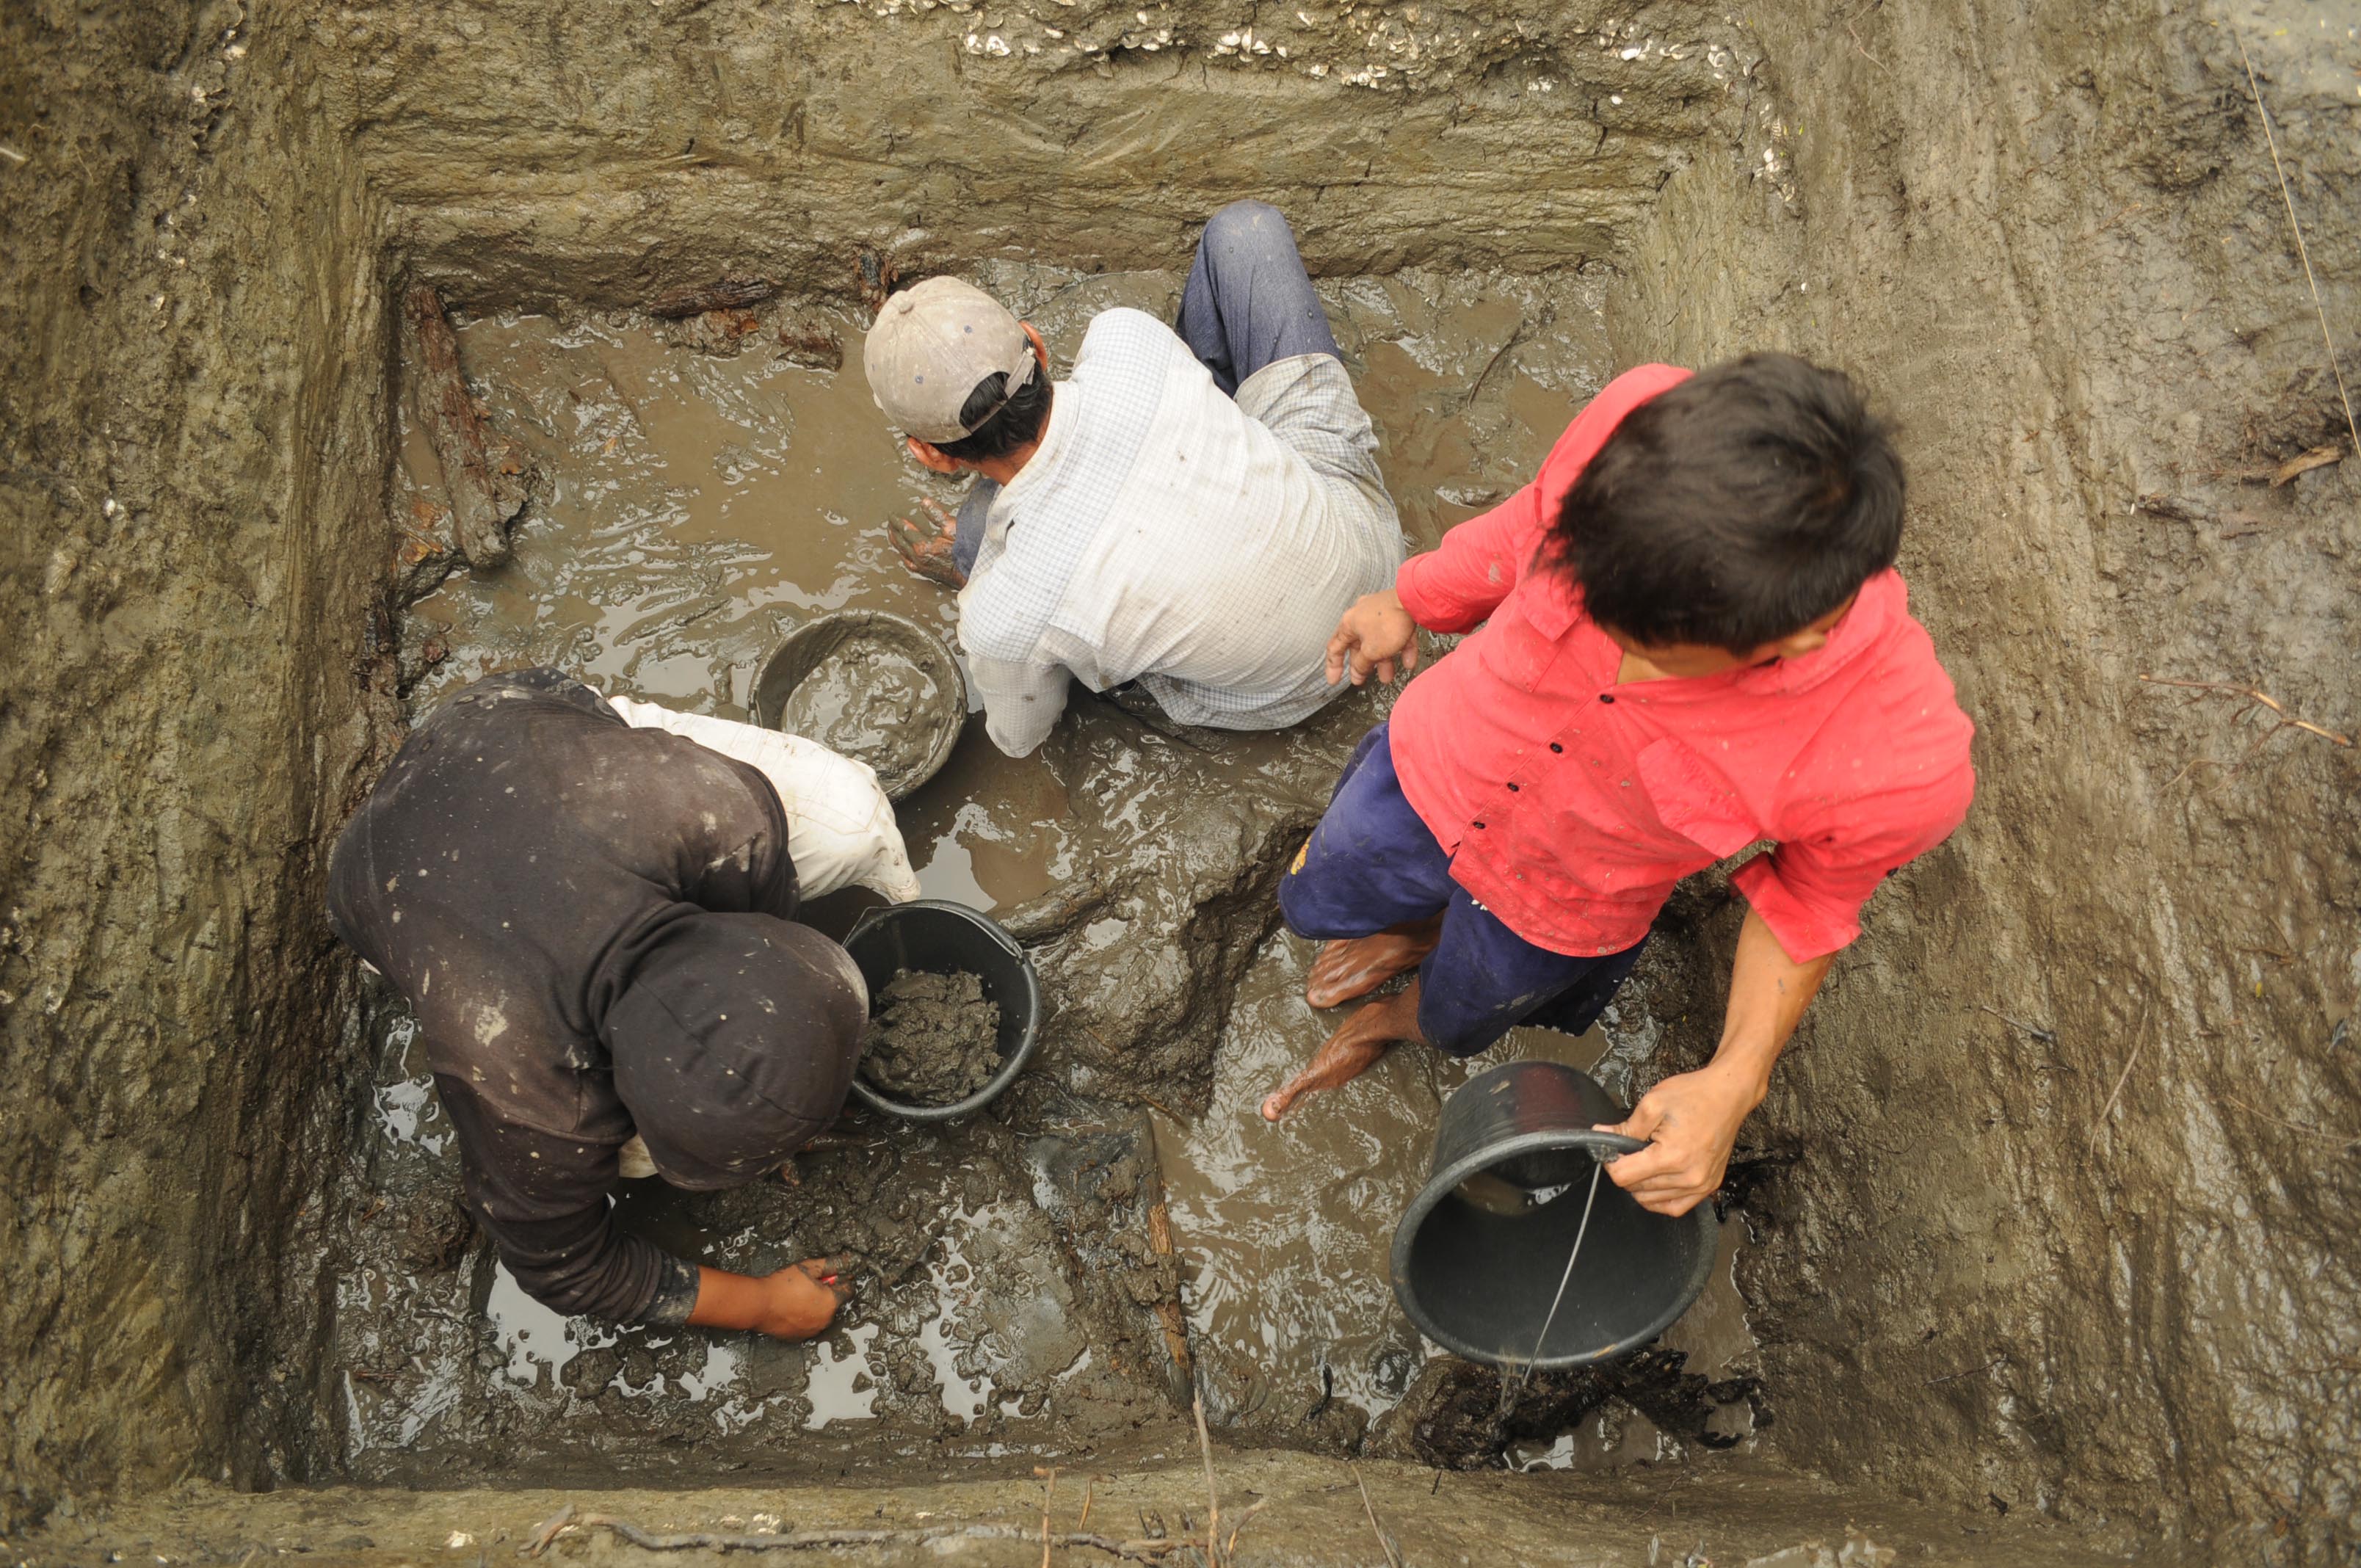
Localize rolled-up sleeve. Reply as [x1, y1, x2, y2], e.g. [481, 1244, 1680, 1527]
[438, 1077, 702, 1326]
[966, 653, 1072, 759]
[1733, 760, 1977, 962]
[1395, 481, 1546, 632]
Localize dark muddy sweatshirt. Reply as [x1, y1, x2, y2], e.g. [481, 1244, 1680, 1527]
[327, 669, 868, 1324]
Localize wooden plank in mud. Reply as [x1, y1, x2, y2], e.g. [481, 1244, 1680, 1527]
[404, 285, 529, 571]
[647, 274, 779, 319]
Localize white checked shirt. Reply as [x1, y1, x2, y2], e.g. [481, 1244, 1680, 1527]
[955, 309, 1402, 757]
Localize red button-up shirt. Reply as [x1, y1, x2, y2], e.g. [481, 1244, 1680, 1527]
[1389, 365, 1976, 962]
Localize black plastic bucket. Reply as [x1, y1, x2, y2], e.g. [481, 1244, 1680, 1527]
[840, 900, 1041, 1123]
[1389, 1061, 1719, 1369]
[750, 609, 967, 801]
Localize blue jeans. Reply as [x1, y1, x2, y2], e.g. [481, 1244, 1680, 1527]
[951, 200, 1341, 576]
[1278, 725, 1648, 1056]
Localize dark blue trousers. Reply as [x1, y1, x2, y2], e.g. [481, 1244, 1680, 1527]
[1278, 725, 1648, 1056]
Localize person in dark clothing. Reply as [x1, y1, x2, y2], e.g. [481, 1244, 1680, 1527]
[327, 667, 882, 1338]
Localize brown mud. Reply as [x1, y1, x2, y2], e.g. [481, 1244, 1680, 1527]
[861, 970, 1003, 1106]
[6, 1, 2355, 1563]
[775, 640, 944, 783]
[1156, 926, 1763, 1462]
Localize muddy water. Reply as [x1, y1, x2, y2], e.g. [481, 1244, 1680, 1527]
[363, 261, 1733, 1480]
[336, 985, 1173, 1483]
[1156, 929, 1759, 1458]
[399, 263, 1606, 913]
[399, 303, 958, 713]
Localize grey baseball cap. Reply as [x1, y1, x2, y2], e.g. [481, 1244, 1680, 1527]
[863, 276, 1039, 445]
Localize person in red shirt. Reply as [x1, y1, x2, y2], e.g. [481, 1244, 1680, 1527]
[1264, 354, 1976, 1218]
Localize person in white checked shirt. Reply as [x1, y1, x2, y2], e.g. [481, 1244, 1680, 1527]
[866, 201, 1404, 758]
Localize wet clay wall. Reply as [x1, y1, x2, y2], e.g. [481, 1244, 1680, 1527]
[3, 0, 2356, 1558]
[1599, 2, 2358, 1556]
[1, 0, 401, 1523]
[328, 0, 1749, 308]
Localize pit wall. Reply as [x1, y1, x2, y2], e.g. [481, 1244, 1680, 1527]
[1602, 1, 2359, 1559]
[0, 0, 397, 1527]
[319, 0, 1752, 308]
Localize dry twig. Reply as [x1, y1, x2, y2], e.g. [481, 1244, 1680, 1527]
[1845, 20, 1887, 70]
[2140, 675, 2354, 747]
[2221, 1094, 2361, 1150]
[2091, 1039, 2146, 1151]
[1192, 1390, 1223, 1567]
[520, 1506, 576, 1557]
[1350, 1465, 1404, 1568]
[2086, 201, 2146, 239]
[1035, 1467, 1059, 1568]
[2271, 446, 2343, 487]
[519, 1511, 1190, 1562]
[1225, 1499, 1271, 1561]
[1926, 1356, 2008, 1387]
[1977, 1005, 2057, 1045]
[2140, 675, 2354, 788]
[2235, 32, 2360, 457]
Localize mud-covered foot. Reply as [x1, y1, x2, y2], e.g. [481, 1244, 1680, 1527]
[1305, 921, 1440, 1009]
[1261, 990, 1422, 1122]
[888, 498, 966, 587]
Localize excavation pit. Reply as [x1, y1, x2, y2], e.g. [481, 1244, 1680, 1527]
[8, 1, 2357, 1564]
[344, 258, 1730, 1489]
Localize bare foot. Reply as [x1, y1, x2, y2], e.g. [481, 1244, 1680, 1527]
[888, 498, 965, 587]
[1305, 916, 1442, 1009]
[1262, 986, 1425, 1122]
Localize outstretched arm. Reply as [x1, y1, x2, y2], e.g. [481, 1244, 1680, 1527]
[1595, 909, 1832, 1216]
[447, 1084, 859, 1340]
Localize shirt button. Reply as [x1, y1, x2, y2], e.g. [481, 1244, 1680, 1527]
[1472, 821, 1486, 830]
[1549, 742, 1564, 753]
[1599, 694, 1617, 704]
[1506, 783, 1520, 792]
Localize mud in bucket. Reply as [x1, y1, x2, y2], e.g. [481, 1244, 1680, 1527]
[752, 609, 967, 802]
[1389, 1061, 1718, 1369]
[841, 900, 1041, 1123]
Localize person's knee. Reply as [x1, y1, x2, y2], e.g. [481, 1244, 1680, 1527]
[1202, 200, 1291, 261]
[1275, 857, 1324, 938]
[1276, 848, 1369, 942]
[1413, 987, 1510, 1059]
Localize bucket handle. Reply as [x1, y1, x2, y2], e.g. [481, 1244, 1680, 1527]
[1584, 1131, 1650, 1162]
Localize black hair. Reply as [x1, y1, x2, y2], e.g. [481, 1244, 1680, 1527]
[932, 360, 1053, 464]
[1542, 352, 1903, 651]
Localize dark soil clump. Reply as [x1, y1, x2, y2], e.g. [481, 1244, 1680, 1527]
[861, 970, 1003, 1106]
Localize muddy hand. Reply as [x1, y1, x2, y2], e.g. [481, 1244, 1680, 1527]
[888, 498, 965, 588]
[1593, 1064, 1755, 1217]
[760, 1254, 857, 1340]
[1324, 587, 1421, 687]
